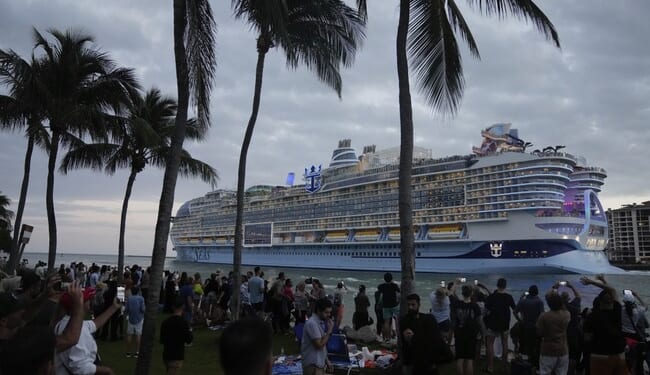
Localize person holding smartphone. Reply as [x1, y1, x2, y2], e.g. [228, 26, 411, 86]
[301, 298, 334, 375]
[54, 287, 122, 375]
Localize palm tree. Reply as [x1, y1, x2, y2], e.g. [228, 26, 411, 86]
[229, 0, 366, 319]
[135, 1, 216, 373]
[60, 88, 218, 283]
[356, 0, 560, 301]
[0, 192, 13, 254]
[33, 28, 139, 272]
[0, 49, 50, 273]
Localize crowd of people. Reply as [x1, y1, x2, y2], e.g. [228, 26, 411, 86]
[1, 260, 649, 375]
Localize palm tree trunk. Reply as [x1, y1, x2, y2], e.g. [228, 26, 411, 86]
[232, 49, 267, 321]
[46, 132, 60, 273]
[117, 169, 138, 284]
[135, 1, 189, 373]
[396, 0, 416, 306]
[7, 133, 34, 274]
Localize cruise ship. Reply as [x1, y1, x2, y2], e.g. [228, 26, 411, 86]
[171, 124, 622, 274]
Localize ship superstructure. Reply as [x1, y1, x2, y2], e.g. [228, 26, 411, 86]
[170, 124, 619, 274]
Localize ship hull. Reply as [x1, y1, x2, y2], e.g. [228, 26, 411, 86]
[174, 239, 623, 274]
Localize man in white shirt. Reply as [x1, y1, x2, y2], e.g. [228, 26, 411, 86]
[54, 287, 122, 375]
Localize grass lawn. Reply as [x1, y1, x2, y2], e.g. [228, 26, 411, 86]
[97, 314, 509, 374]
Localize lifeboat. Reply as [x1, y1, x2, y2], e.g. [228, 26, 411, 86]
[325, 230, 348, 242]
[354, 229, 380, 241]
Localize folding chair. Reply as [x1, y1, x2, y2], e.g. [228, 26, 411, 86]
[327, 333, 355, 374]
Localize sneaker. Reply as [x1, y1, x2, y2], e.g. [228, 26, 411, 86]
[126, 353, 131, 358]
[133, 353, 139, 359]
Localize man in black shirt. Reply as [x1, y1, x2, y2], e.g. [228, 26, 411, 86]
[400, 293, 446, 375]
[484, 278, 516, 373]
[377, 272, 400, 341]
[160, 297, 194, 374]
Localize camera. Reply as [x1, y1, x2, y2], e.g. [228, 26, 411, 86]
[439, 281, 446, 287]
[624, 289, 633, 296]
[474, 280, 479, 286]
[559, 281, 567, 286]
[117, 286, 125, 303]
[524, 291, 530, 296]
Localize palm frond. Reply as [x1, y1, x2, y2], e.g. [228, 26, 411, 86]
[0, 191, 14, 223]
[131, 117, 164, 148]
[232, 0, 290, 39]
[104, 146, 133, 175]
[183, 118, 208, 142]
[186, 0, 217, 128]
[356, 0, 368, 22]
[177, 149, 219, 185]
[447, 0, 480, 59]
[409, 0, 465, 115]
[466, 0, 560, 47]
[59, 142, 120, 174]
[0, 95, 25, 131]
[281, 0, 366, 97]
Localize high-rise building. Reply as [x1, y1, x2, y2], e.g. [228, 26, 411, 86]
[606, 201, 650, 263]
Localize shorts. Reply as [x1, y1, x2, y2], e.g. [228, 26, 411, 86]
[486, 328, 508, 337]
[437, 319, 451, 333]
[382, 306, 400, 320]
[127, 320, 143, 335]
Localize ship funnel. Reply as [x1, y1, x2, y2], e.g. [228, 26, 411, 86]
[329, 139, 359, 168]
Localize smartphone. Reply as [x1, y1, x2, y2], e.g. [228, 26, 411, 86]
[624, 289, 633, 296]
[474, 280, 478, 286]
[440, 281, 446, 287]
[524, 291, 530, 296]
[61, 282, 71, 291]
[460, 278, 467, 283]
[559, 281, 567, 286]
[117, 286, 125, 302]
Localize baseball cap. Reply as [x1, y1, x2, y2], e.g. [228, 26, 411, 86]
[0, 292, 24, 317]
[59, 288, 97, 313]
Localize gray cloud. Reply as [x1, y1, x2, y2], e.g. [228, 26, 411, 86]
[0, 0, 648, 256]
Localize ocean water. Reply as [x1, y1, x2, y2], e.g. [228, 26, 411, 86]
[22, 252, 650, 326]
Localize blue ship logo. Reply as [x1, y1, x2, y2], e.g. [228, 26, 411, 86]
[304, 165, 322, 193]
[490, 242, 503, 258]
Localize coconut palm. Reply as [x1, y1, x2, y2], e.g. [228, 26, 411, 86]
[136, 1, 216, 373]
[32, 28, 139, 272]
[60, 88, 218, 283]
[228, 0, 366, 319]
[0, 50, 50, 273]
[355, 0, 560, 300]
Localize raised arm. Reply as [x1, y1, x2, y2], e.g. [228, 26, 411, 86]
[93, 298, 122, 330]
[565, 281, 581, 300]
[56, 281, 84, 352]
[580, 276, 619, 302]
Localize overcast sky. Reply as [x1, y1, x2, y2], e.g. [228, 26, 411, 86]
[1, 0, 649, 256]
